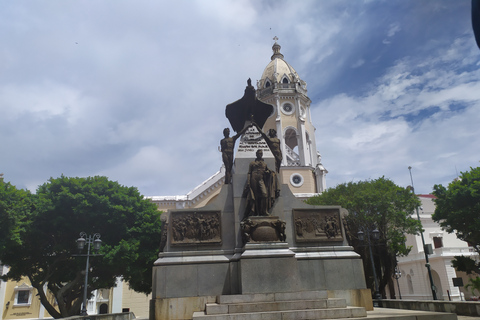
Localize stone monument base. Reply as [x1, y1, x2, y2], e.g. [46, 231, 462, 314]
[150, 289, 373, 320]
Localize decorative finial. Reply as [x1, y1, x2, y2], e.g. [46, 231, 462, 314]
[271, 36, 284, 60]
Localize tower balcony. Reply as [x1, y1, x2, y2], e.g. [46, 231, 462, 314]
[257, 82, 306, 98]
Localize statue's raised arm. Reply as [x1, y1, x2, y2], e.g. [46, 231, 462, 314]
[221, 125, 251, 184]
[252, 122, 282, 173]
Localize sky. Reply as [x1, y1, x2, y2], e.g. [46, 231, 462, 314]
[1, 1, 479, 197]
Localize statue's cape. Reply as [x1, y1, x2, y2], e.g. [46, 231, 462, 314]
[226, 81, 273, 133]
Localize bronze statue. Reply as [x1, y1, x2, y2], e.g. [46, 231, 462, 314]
[243, 149, 279, 217]
[253, 122, 282, 173]
[225, 79, 273, 133]
[221, 126, 249, 184]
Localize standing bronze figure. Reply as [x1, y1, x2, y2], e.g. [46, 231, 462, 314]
[243, 149, 279, 217]
[220, 126, 248, 184]
[253, 122, 282, 173]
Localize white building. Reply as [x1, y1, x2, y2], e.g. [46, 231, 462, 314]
[395, 194, 478, 301]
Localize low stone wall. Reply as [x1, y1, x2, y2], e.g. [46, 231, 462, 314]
[64, 312, 136, 320]
[378, 299, 480, 317]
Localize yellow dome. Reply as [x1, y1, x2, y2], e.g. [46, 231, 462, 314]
[258, 38, 300, 89]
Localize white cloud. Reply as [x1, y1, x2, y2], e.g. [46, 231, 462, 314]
[351, 59, 365, 68]
[0, 1, 476, 198]
[387, 23, 401, 37]
[312, 28, 480, 193]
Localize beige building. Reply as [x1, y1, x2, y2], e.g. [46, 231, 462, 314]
[0, 271, 149, 320]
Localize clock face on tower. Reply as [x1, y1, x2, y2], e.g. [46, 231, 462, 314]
[290, 173, 304, 187]
[281, 102, 294, 115]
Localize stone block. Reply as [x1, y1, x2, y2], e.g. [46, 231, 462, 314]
[240, 255, 300, 294]
[205, 303, 228, 315]
[153, 296, 215, 320]
[324, 258, 357, 290]
[197, 263, 230, 296]
[296, 258, 327, 291]
[274, 290, 328, 301]
[217, 293, 274, 304]
[327, 288, 373, 311]
[326, 298, 347, 308]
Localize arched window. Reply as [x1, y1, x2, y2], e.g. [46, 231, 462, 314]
[282, 77, 289, 84]
[284, 127, 300, 166]
[264, 78, 272, 88]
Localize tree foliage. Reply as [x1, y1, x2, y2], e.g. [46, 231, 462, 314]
[433, 166, 480, 274]
[306, 177, 421, 298]
[0, 178, 33, 254]
[0, 176, 162, 318]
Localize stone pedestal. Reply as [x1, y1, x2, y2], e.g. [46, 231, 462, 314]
[240, 243, 298, 294]
[150, 134, 371, 320]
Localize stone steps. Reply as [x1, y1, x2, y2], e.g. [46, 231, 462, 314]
[206, 298, 347, 314]
[192, 290, 367, 320]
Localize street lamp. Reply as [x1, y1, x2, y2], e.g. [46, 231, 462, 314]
[76, 232, 102, 316]
[393, 265, 402, 299]
[408, 166, 437, 300]
[358, 227, 382, 303]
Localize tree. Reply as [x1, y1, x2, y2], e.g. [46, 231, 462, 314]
[433, 166, 480, 274]
[0, 177, 33, 255]
[0, 175, 162, 318]
[306, 177, 422, 298]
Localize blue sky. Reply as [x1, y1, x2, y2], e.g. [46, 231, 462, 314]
[1, 1, 478, 196]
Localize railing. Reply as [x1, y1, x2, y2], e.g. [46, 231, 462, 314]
[257, 86, 273, 98]
[285, 145, 300, 166]
[257, 82, 299, 98]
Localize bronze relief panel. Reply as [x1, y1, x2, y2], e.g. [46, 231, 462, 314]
[293, 208, 343, 242]
[170, 211, 221, 245]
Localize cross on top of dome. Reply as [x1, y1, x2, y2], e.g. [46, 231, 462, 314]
[271, 36, 284, 60]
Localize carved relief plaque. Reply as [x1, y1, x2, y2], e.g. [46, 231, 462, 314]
[293, 208, 343, 242]
[170, 211, 221, 245]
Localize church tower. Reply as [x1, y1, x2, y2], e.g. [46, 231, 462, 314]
[257, 37, 327, 196]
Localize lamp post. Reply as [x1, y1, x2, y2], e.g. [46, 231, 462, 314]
[393, 265, 402, 299]
[357, 227, 382, 303]
[76, 232, 102, 316]
[408, 166, 437, 300]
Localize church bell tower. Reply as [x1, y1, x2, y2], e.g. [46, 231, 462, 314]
[256, 37, 327, 196]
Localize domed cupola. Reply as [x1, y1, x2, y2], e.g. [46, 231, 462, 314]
[257, 37, 305, 93]
[255, 37, 327, 196]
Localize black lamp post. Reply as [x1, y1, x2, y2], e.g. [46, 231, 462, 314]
[408, 166, 437, 300]
[393, 265, 402, 299]
[358, 227, 382, 303]
[76, 232, 102, 316]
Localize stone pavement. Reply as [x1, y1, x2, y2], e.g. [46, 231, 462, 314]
[368, 307, 479, 319]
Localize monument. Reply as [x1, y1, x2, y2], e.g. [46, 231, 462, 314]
[150, 78, 372, 320]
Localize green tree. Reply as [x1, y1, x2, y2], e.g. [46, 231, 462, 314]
[0, 175, 162, 318]
[306, 177, 421, 298]
[0, 177, 33, 255]
[433, 166, 480, 274]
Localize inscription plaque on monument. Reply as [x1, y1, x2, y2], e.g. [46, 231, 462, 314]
[170, 211, 221, 245]
[293, 208, 343, 242]
[236, 126, 272, 157]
